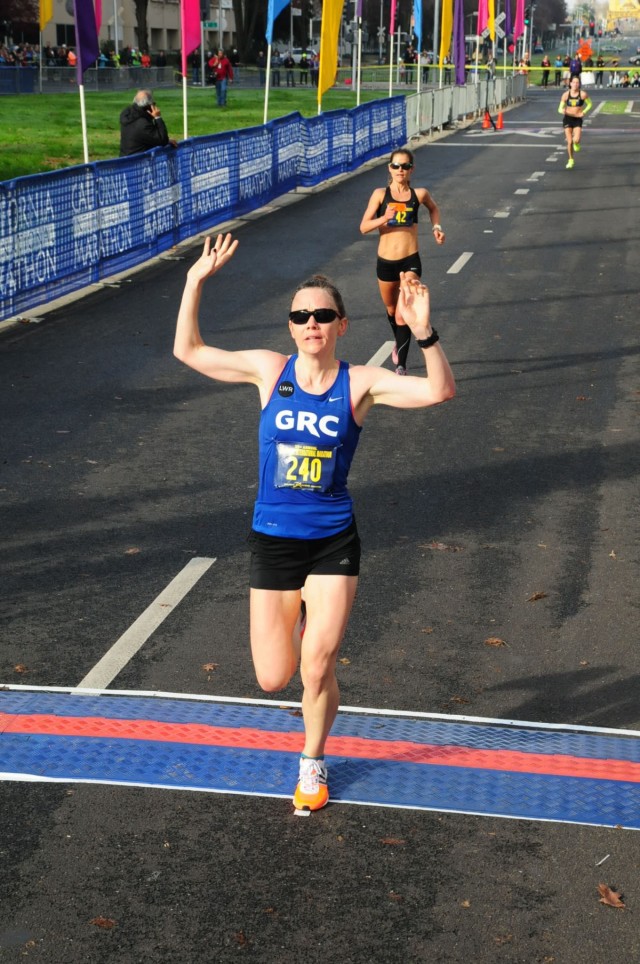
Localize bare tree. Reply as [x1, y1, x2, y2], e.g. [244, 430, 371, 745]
[133, 0, 149, 51]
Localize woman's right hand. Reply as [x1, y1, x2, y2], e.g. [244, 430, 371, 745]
[187, 233, 239, 286]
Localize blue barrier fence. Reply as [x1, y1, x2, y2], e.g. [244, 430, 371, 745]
[0, 98, 406, 322]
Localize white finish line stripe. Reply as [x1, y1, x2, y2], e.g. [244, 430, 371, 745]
[76, 557, 216, 690]
[368, 340, 395, 367]
[447, 252, 473, 274]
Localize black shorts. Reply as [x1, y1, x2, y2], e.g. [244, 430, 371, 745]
[247, 519, 361, 590]
[563, 115, 583, 129]
[376, 253, 422, 283]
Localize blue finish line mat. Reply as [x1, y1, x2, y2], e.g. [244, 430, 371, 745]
[2, 688, 640, 829]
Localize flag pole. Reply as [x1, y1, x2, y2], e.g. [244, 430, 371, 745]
[183, 74, 188, 140]
[79, 83, 90, 163]
[263, 44, 272, 125]
[356, 17, 362, 105]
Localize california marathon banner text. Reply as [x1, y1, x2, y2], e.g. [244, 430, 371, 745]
[0, 100, 405, 322]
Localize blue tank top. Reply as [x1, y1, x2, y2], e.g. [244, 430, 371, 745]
[252, 356, 362, 539]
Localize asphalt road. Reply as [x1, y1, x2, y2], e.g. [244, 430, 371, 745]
[1, 87, 640, 962]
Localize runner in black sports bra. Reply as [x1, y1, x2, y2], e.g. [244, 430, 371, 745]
[360, 148, 446, 374]
[558, 74, 592, 169]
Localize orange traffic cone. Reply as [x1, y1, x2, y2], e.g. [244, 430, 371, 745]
[482, 109, 491, 129]
[496, 111, 504, 130]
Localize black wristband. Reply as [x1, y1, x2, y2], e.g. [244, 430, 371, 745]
[417, 329, 439, 348]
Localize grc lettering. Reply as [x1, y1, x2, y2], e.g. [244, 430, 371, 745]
[275, 410, 340, 438]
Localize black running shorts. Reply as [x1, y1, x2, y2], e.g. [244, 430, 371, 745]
[247, 519, 361, 590]
[376, 252, 423, 283]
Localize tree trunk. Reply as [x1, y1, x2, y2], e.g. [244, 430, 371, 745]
[134, 0, 149, 51]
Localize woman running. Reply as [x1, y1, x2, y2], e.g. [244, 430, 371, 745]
[360, 148, 445, 375]
[174, 233, 455, 812]
[558, 73, 592, 169]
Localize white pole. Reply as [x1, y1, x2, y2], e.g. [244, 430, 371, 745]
[39, 28, 43, 94]
[201, 22, 206, 87]
[433, 0, 441, 85]
[263, 44, 272, 125]
[356, 20, 362, 105]
[79, 83, 90, 163]
[388, 31, 394, 97]
[182, 74, 188, 140]
[114, 0, 119, 56]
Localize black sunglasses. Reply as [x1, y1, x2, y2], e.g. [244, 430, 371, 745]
[289, 308, 340, 325]
[389, 162, 413, 170]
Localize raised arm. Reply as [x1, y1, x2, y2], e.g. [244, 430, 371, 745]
[174, 234, 284, 395]
[351, 274, 455, 420]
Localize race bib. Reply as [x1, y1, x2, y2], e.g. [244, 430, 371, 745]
[274, 442, 337, 492]
[387, 202, 410, 226]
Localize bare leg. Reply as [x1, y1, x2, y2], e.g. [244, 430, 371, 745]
[250, 587, 303, 692]
[299, 574, 358, 757]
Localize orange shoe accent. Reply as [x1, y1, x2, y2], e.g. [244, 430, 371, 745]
[293, 758, 329, 811]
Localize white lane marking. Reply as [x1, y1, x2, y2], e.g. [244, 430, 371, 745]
[494, 211, 510, 218]
[528, 171, 546, 180]
[76, 557, 216, 690]
[484, 230, 494, 233]
[547, 155, 558, 161]
[625, 101, 633, 113]
[447, 252, 473, 274]
[515, 188, 530, 194]
[5, 683, 640, 737]
[368, 340, 395, 366]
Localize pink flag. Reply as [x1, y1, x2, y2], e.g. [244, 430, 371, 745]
[180, 0, 201, 77]
[95, 0, 102, 32]
[390, 0, 397, 35]
[513, 0, 524, 40]
[477, 0, 488, 34]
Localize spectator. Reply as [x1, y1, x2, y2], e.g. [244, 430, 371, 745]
[271, 50, 282, 87]
[299, 51, 309, 85]
[608, 58, 619, 86]
[540, 54, 550, 87]
[141, 50, 151, 68]
[119, 89, 177, 156]
[208, 48, 233, 106]
[190, 49, 200, 84]
[309, 50, 319, 87]
[256, 48, 266, 85]
[554, 54, 563, 86]
[595, 55, 605, 86]
[230, 47, 240, 85]
[284, 51, 295, 86]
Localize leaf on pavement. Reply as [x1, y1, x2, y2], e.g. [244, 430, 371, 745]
[90, 917, 116, 929]
[420, 541, 465, 552]
[381, 838, 405, 846]
[527, 591, 548, 602]
[14, 664, 29, 673]
[124, 547, 140, 555]
[338, 657, 351, 665]
[598, 883, 625, 908]
[202, 662, 218, 672]
[484, 637, 507, 647]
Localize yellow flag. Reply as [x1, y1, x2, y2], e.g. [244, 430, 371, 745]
[488, 0, 495, 41]
[318, 0, 343, 108]
[39, 0, 53, 30]
[439, 0, 453, 67]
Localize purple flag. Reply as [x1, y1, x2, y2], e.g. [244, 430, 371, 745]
[453, 0, 466, 85]
[355, 0, 363, 16]
[505, 0, 512, 40]
[73, 0, 99, 81]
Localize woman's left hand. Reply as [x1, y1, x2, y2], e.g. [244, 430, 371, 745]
[397, 272, 430, 336]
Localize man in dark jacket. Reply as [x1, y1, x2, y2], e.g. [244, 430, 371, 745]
[119, 89, 176, 156]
